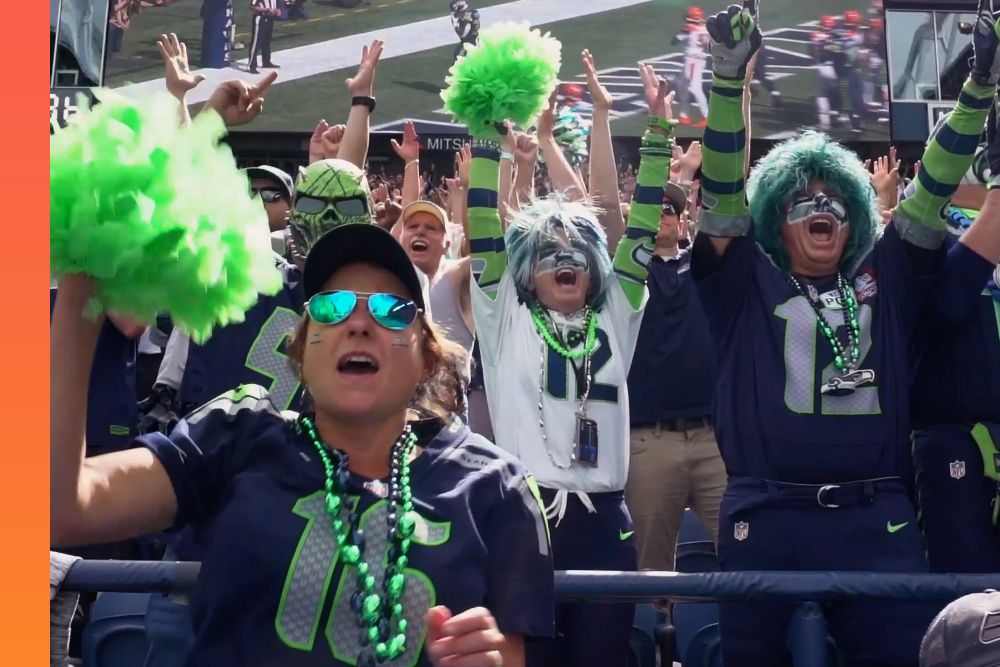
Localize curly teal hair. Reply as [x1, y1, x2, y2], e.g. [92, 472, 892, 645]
[746, 131, 879, 274]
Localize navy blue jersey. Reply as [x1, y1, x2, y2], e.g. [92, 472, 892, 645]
[912, 238, 1000, 425]
[138, 385, 554, 667]
[179, 259, 305, 412]
[50, 288, 138, 453]
[628, 253, 716, 422]
[692, 224, 945, 483]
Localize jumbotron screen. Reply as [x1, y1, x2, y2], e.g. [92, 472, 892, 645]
[102, 0, 889, 141]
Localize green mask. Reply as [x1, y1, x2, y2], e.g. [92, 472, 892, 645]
[290, 159, 372, 255]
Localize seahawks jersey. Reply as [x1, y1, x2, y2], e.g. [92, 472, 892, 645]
[451, 9, 479, 40]
[174, 256, 305, 412]
[49, 287, 138, 453]
[138, 386, 554, 667]
[692, 224, 946, 483]
[911, 237, 1000, 425]
[471, 276, 645, 493]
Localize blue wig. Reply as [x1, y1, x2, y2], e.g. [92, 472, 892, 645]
[505, 196, 613, 310]
[746, 131, 879, 275]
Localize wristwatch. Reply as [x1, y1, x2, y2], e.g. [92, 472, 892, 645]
[351, 96, 377, 113]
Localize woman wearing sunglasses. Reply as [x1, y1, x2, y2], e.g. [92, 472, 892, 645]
[51, 223, 554, 667]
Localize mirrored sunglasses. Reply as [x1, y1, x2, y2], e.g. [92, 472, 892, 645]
[252, 187, 285, 203]
[305, 291, 420, 331]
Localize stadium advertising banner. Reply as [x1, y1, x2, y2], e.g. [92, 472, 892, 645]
[101, 0, 889, 141]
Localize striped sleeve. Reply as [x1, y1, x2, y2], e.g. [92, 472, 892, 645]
[895, 78, 994, 249]
[467, 140, 507, 300]
[612, 127, 672, 310]
[700, 75, 751, 237]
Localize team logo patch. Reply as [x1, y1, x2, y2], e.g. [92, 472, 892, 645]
[734, 521, 749, 541]
[854, 270, 878, 302]
[949, 460, 966, 480]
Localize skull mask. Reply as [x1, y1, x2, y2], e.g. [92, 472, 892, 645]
[290, 159, 372, 255]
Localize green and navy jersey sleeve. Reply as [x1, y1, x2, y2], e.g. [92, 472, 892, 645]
[895, 78, 994, 248]
[699, 76, 751, 237]
[612, 125, 672, 310]
[467, 140, 507, 300]
[136, 384, 290, 528]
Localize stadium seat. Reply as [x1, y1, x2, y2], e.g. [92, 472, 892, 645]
[683, 623, 724, 667]
[630, 603, 663, 667]
[675, 541, 719, 574]
[679, 508, 712, 543]
[82, 593, 152, 667]
[673, 602, 720, 667]
[142, 594, 194, 667]
[90, 592, 152, 620]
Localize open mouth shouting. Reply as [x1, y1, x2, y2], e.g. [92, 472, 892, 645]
[409, 238, 429, 253]
[555, 267, 579, 286]
[337, 351, 380, 376]
[807, 215, 836, 243]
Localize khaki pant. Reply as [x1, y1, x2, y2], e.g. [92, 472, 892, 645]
[625, 423, 726, 571]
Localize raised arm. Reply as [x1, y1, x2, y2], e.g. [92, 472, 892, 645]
[960, 90, 1000, 265]
[468, 126, 509, 299]
[612, 64, 674, 310]
[391, 120, 421, 206]
[537, 92, 587, 200]
[339, 40, 383, 169]
[699, 2, 762, 257]
[51, 276, 177, 547]
[583, 49, 626, 252]
[158, 33, 204, 126]
[511, 132, 539, 214]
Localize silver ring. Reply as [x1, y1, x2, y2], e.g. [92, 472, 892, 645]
[817, 484, 841, 508]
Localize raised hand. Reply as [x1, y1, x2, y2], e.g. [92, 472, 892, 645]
[390, 120, 420, 162]
[456, 143, 472, 188]
[638, 62, 674, 119]
[985, 94, 1000, 183]
[202, 71, 278, 127]
[321, 123, 346, 159]
[514, 131, 539, 165]
[538, 90, 557, 140]
[971, 0, 1000, 86]
[582, 49, 613, 111]
[309, 119, 329, 164]
[871, 151, 901, 208]
[705, 0, 763, 80]
[346, 39, 384, 96]
[158, 33, 205, 100]
[675, 140, 703, 181]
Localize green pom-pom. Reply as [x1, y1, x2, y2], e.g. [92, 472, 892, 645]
[50, 90, 281, 343]
[441, 22, 561, 136]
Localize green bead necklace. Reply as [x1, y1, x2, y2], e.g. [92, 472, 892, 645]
[299, 416, 418, 665]
[530, 302, 598, 359]
[788, 272, 862, 374]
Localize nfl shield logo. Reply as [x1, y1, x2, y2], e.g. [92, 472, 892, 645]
[734, 521, 749, 541]
[949, 460, 966, 480]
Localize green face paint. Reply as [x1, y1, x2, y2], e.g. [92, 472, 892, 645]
[290, 159, 373, 255]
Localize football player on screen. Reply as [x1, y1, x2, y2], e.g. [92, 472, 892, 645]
[450, 0, 480, 61]
[673, 6, 710, 127]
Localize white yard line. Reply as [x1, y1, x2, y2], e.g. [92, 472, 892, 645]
[115, 0, 652, 104]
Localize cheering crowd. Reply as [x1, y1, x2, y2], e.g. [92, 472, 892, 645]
[50, 2, 1000, 667]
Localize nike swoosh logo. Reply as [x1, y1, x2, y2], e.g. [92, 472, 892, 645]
[619, 530, 634, 541]
[886, 521, 909, 534]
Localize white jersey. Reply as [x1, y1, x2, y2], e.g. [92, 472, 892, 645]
[471, 274, 645, 495]
[683, 25, 709, 61]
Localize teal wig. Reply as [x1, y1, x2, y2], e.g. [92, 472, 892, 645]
[746, 131, 879, 274]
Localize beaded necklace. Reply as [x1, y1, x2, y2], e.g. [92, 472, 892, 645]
[530, 302, 598, 359]
[530, 302, 596, 468]
[299, 416, 417, 664]
[787, 272, 861, 374]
